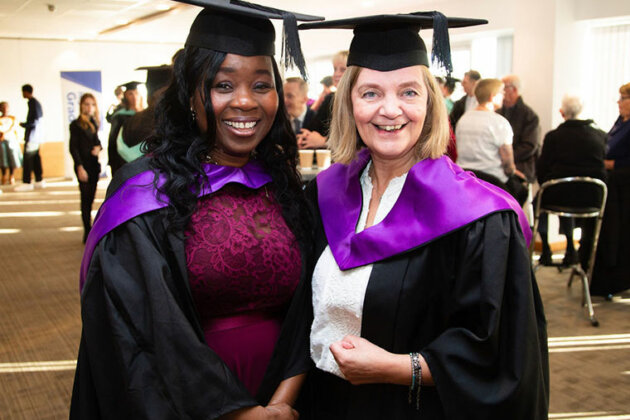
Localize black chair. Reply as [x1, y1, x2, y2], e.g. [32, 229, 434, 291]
[529, 176, 607, 326]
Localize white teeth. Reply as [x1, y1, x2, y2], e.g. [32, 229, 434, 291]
[224, 121, 257, 129]
[378, 124, 403, 132]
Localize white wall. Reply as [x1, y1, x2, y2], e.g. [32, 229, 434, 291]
[0, 38, 180, 177]
[2, 0, 630, 178]
[299, 0, 630, 136]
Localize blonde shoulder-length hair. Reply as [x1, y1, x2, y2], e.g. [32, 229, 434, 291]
[328, 65, 450, 165]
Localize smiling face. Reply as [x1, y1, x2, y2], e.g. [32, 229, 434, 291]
[193, 53, 279, 165]
[351, 65, 428, 165]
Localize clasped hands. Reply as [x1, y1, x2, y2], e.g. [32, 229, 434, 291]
[296, 129, 326, 150]
[219, 403, 298, 420]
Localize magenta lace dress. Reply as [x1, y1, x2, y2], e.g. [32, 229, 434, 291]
[185, 183, 301, 396]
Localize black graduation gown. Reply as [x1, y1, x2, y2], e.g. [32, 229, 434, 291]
[122, 107, 155, 149]
[107, 110, 135, 175]
[275, 182, 549, 420]
[70, 158, 309, 419]
[590, 167, 630, 296]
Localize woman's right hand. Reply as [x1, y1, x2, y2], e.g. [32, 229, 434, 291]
[263, 403, 299, 419]
[77, 165, 88, 183]
[220, 404, 298, 420]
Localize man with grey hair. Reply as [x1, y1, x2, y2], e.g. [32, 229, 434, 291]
[450, 69, 481, 129]
[535, 93, 606, 267]
[497, 75, 541, 182]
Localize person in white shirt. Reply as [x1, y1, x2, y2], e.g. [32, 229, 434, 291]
[456, 78, 528, 205]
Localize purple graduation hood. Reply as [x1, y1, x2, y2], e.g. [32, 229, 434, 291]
[317, 149, 532, 270]
[79, 161, 272, 291]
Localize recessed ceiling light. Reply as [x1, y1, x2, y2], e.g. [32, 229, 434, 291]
[156, 4, 170, 11]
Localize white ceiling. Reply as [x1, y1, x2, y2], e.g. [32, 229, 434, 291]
[0, 0, 435, 43]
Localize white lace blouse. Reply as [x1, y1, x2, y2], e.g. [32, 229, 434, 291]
[310, 160, 409, 378]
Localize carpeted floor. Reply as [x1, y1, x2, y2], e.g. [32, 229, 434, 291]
[0, 178, 629, 419]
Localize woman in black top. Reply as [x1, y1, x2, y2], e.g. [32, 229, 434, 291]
[69, 93, 102, 243]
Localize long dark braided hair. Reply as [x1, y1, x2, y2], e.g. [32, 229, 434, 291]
[143, 46, 310, 245]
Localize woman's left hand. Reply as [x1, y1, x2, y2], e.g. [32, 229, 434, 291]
[329, 335, 403, 385]
[91, 145, 102, 157]
[298, 129, 327, 149]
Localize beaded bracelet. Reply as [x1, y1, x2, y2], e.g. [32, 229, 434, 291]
[408, 352, 422, 411]
[408, 352, 415, 405]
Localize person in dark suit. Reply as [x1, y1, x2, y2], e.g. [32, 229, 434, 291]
[283, 77, 315, 136]
[590, 82, 630, 297]
[15, 84, 44, 191]
[498, 74, 541, 183]
[449, 69, 481, 130]
[536, 94, 606, 267]
[69, 93, 103, 243]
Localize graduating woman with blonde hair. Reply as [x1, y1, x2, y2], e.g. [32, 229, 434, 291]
[270, 12, 549, 419]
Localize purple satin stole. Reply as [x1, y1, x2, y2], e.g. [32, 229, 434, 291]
[79, 161, 272, 291]
[317, 149, 532, 270]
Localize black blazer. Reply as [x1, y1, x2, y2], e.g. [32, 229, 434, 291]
[302, 107, 316, 131]
[69, 119, 101, 179]
[305, 93, 334, 136]
[536, 119, 606, 208]
[497, 97, 541, 182]
[448, 95, 467, 130]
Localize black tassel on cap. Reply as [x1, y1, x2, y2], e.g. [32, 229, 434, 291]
[430, 11, 452, 75]
[230, 0, 310, 80]
[281, 12, 308, 80]
[411, 11, 452, 75]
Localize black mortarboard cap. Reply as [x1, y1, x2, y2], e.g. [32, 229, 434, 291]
[136, 65, 173, 97]
[121, 81, 141, 91]
[445, 75, 460, 90]
[299, 12, 487, 75]
[177, 0, 324, 80]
